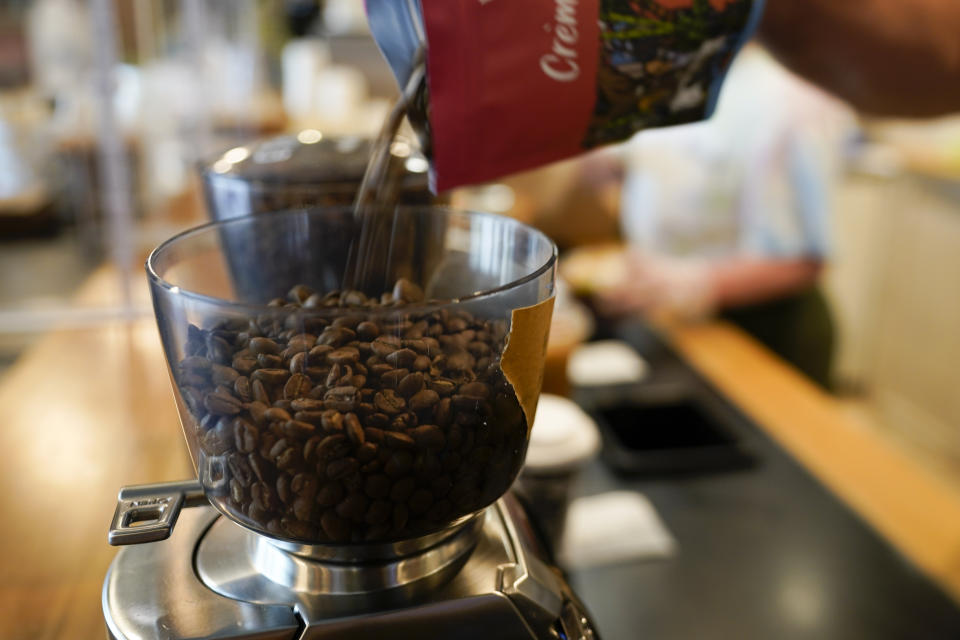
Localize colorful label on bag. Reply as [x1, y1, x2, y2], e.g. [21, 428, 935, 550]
[369, 0, 764, 191]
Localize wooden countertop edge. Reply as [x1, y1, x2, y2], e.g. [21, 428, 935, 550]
[662, 320, 960, 603]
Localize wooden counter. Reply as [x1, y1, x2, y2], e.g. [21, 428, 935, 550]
[663, 321, 960, 603]
[2, 281, 960, 638]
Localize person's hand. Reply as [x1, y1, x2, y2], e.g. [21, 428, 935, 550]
[593, 252, 715, 320]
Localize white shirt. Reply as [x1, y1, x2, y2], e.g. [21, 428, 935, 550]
[621, 46, 857, 261]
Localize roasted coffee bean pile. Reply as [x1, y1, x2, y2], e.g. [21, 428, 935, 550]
[176, 280, 527, 544]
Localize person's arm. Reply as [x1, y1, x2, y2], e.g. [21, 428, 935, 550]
[710, 257, 822, 308]
[593, 254, 822, 319]
[759, 0, 960, 117]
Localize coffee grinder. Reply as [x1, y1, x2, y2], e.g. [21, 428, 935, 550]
[102, 206, 598, 640]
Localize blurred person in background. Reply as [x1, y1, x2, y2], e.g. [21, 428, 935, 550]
[591, 45, 857, 388]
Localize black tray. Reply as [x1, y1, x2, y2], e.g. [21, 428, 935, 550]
[593, 395, 755, 476]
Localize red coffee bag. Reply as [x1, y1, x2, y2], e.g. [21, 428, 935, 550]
[368, 0, 764, 191]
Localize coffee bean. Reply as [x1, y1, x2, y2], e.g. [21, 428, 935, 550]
[326, 457, 359, 480]
[302, 435, 323, 465]
[287, 333, 316, 352]
[230, 478, 247, 504]
[356, 321, 380, 341]
[320, 410, 344, 433]
[248, 453, 274, 483]
[459, 381, 491, 399]
[345, 413, 365, 446]
[276, 447, 299, 471]
[286, 518, 317, 540]
[293, 495, 315, 522]
[411, 355, 430, 372]
[247, 504, 269, 526]
[367, 412, 390, 428]
[270, 398, 291, 413]
[181, 355, 212, 374]
[434, 398, 453, 427]
[341, 290, 368, 306]
[371, 336, 402, 357]
[287, 284, 313, 304]
[435, 448, 458, 471]
[206, 335, 233, 364]
[204, 391, 241, 416]
[211, 364, 240, 387]
[357, 442, 379, 463]
[408, 389, 440, 412]
[315, 434, 350, 463]
[283, 373, 312, 399]
[365, 500, 392, 525]
[364, 427, 384, 444]
[284, 420, 316, 439]
[431, 475, 453, 498]
[374, 389, 406, 415]
[445, 316, 469, 333]
[446, 424, 463, 450]
[392, 503, 409, 532]
[380, 368, 408, 389]
[385, 450, 414, 477]
[234, 376, 252, 402]
[291, 398, 324, 412]
[369, 363, 393, 378]
[309, 344, 334, 360]
[321, 511, 350, 542]
[227, 452, 254, 486]
[251, 482, 279, 511]
[364, 474, 391, 500]
[277, 474, 292, 504]
[430, 379, 456, 396]
[412, 424, 445, 450]
[198, 413, 218, 431]
[446, 351, 476, 373]
[398, 372, 425, 397]
[294, 410, 325, 426]
[328, 347, 360, 366]
[252, 368, 290, 386]
[292, 472, 318, 497]
[289, 351, 308, 374]
[384, 431, 415, 450]
[350, 374, 367, 388]
[181, 371, 207, 388]
[233, 418, 259, 453]
[414, 451, 443, 480]
[469, 446, 494, 466]
[408, 488, 433, 515]
[325, 363, 343, 388]
[336, 493, 368, 522]
[390, 412, 416, 430]
[426, 499, 452, 523]
[251, 379, 271, 404]
[386, 348, 417, 369]
[392, 278, 424, 303]
[318, 327, 355, 347]
[262, 407, 291, 423]
[317, 482, 344, 507]
[324, 386, 358, 412]
[257, 353, 282, 369]
[249, 337, 281, 355]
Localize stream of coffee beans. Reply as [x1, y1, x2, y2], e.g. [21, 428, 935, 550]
[343, 54, 427, 296]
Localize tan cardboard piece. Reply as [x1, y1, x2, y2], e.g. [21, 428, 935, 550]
[501, 296, 556, 434]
